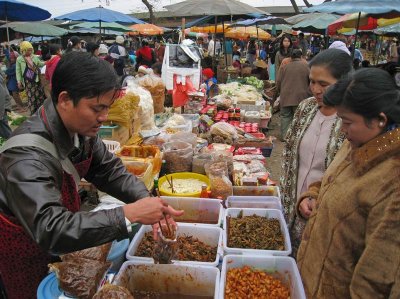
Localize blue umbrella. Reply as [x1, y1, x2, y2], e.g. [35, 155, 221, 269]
[55, 6, 145, 24]
[0, 0, 51, 41]
[55, 5, 145, 36]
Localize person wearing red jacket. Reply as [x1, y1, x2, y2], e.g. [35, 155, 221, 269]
[135, 39, 156, 70]
[45, 44, 62, 90]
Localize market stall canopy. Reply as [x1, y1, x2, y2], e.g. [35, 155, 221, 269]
[71, 21, 132, 32]
[327, 13, 378, 35]
[190, 24, 229, 34]
[0, 0, 51, 41]
[259, 24, 293, 33]
[304, 0, 400, 17]
[129, 23, 164, 36]
[229, 16, 289, 27]
[68, 27, 126, 36]
[164, 0, 266, 17]
[0, 0, 50, 21]
[0, 21, 68, 36]
[292, 13, 340, 34]
[225, 26, 271, 40]
[374, 22, 400, 35]
[54, 5, 145, 24]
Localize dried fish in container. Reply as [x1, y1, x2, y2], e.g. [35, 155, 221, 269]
[225, 266, 290, 299]
[227, 212, 285, 250]
[136, 232, 217, 263]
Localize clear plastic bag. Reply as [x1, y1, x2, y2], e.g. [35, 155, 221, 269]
[192, 153, 212, 174]
[162, 141, 193, 173]
[170, 132, 197, 149]
[205, 161, 233, 200]
[211, 150, 233, 176]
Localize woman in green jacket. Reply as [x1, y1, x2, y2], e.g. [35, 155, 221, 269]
[16, 41, 45, 115]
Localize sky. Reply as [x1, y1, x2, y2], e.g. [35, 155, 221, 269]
[23, 0, 325, 18]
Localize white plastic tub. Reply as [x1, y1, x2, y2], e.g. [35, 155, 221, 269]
[114, 260, 220, 298]
[161, 196, 223, 226]
[223, 208, 291, 256]
[126, 223, 223, 267]
[219, 255, 306, 299]
[233, 185, 281, 199]
[226, 196, 282, 211]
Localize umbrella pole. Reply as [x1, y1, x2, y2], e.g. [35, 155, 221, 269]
[99, 20, 102, 40]
[6, 16, 9, 43]
[222, 19, 227, 69]
[181, 17, 186, 42]
[212, 16, 217, 71]
[352, 12, 361, 60]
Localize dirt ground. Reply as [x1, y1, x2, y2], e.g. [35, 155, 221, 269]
[265, 112, 283, 185]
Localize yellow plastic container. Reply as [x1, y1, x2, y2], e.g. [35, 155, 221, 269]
[158, 172, 210, 197]
[123, 161, 153, 191]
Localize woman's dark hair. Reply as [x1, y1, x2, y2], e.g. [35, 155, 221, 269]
[309, 48, 352, 80]
[52, 52, 119, 106]
[86, 42, 99, 55]
[66, 36, 80, 52]
[142, 39, 149, 47]
[279, 34, 293, 55]
[324, 68, 400, 124]
[49, 44, 61, 55]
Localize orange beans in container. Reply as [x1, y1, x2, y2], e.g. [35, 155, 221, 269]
[225, 266, 290, 299]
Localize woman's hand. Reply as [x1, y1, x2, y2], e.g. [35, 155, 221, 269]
[17, 81, 22, 90]
[299, 197, 316, 219]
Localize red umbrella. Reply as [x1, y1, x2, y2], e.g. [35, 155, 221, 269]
[327, 13, 378, 35]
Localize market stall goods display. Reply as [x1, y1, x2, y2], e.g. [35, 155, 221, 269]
[225, 266, 290, 299]
[227, 212, 285, 251]
[136, 231, 217, 263]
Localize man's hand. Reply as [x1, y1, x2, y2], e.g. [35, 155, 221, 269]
[17, 82, 22, 90]
[299, 197, 316, 219]
[123, 197, 183, 225]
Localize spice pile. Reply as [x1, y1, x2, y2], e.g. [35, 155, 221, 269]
[227, 213, 285, 250]
[136, 232, 217, 262]
[225, 266, 290, 299]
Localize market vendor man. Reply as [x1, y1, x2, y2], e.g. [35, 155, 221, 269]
[0, 52, 183, 299]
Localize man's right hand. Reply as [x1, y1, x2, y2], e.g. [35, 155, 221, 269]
[122, 197, 184, 225]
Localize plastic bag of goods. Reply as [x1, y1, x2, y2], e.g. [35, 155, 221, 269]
[205, 161, 233, 200]
[170, 132, 197, 149]
[162, 141, 193, 173]
[107, 91, 140, 132]
[49, 243, 113, 299]
[209, 122, 238, 145]
[163, 114, 192, 134]
[125, 78, 157, 131]
[135, 73, 165, 114]
[192, 153, 212, 174]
